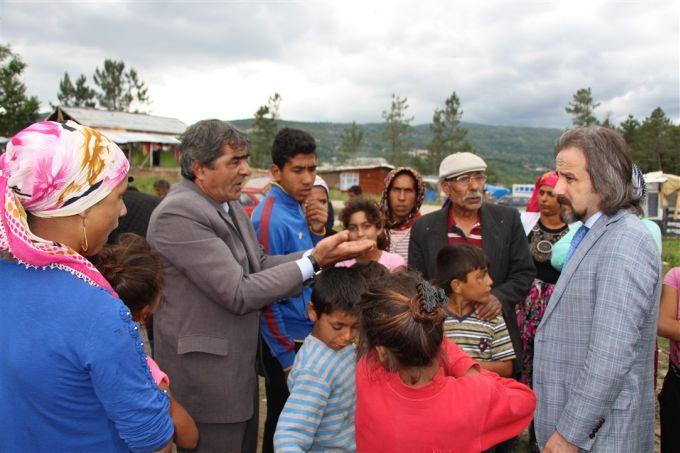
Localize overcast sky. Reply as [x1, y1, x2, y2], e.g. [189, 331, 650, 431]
[1, 0, 678, 128]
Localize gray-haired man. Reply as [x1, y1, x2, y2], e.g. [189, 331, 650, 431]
[147, 119, 372, 453]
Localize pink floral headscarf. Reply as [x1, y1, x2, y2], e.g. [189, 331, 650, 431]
[0, 121, 129, 294]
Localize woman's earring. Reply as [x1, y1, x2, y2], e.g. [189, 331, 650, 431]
[81, 219, 89, 253]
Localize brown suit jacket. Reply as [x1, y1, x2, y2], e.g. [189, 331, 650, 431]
[147, 179, 304, 424]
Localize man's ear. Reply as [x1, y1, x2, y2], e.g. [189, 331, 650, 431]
[307, 302, 318, 322]
[192, 161, 205, 181]
[440, 180, 451, 198]
[271, 163, 282, 182]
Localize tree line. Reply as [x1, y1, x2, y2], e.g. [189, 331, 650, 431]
[1, 42, 678, 177]
[0, 44, 150, 137]
[565, 87, 680, 175]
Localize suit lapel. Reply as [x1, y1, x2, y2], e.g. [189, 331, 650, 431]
[540, 212, 613, 326]
[177, 180, 259, 272]
[226, 201, 260, 271]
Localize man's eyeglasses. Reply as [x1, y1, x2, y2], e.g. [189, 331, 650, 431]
[447, 174, 487, 186]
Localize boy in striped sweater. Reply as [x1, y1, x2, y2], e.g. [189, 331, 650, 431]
[274, 267, 364, 452]
[433, 244, 516, 378]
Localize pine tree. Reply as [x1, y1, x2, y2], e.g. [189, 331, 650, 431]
[382, 94, 413, 163]
[565, 87, 600, 127]
[339, 121, 364, 155]
[0, 44, 40, 137]
[57, 72, 96, 108]
[250, 93, 281, 169]
[93, 59, 149, 112]
[428, 92, 472, 173]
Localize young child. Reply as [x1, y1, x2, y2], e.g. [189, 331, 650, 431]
[92, 233, 199, 450]
[355, 271, 536, 453]
[274, 267, 364, 452]
[336, 198, 406, 271]
[433, 243, 516, 378]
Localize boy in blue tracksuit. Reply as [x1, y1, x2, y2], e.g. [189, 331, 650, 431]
[251, 127, 327, 453]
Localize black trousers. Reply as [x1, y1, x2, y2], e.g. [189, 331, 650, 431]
[659, 362, 680, 453]
[259, 338, 302, 453]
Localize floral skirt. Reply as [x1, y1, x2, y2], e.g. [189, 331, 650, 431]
[515, 278, 555, 387]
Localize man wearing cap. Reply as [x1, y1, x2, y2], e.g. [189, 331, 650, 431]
[409, 152, 535, 378]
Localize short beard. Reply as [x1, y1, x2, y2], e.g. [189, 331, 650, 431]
[557, 195, 586, 223]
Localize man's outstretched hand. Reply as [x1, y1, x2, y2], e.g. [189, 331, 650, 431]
[311, 230, 375, 268]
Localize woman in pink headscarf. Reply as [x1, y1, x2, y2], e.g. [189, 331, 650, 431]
[0, 121, 173, 451]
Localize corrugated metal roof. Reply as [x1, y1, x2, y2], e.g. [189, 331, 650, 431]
[317, 157, 394, 172]
[99, 130, 180, 145]
[55, 107, 186, 135]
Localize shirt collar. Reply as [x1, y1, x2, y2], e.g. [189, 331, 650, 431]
[583, 210, 603, 229]
[221, 202, 230, 213]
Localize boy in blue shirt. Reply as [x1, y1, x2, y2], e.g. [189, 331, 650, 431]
[252, 127, 327, 452]
[274, 267, 363, 452]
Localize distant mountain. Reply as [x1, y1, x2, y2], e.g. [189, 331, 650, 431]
[228, 118, 562, 184]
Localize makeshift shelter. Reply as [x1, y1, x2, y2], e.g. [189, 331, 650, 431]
[644, 171, 680, 236]
[317, 157, 394, 194]
[47, 106, 187, 168]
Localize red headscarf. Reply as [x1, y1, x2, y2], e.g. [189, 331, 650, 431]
[526, 171, 559, 213]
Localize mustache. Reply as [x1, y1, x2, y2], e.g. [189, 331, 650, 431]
[463, 192, 483, 201]
[556, 195, 572, 208]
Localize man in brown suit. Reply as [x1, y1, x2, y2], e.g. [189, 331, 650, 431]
[147, 120, 372, 453]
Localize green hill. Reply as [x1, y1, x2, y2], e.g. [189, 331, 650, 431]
[228, 119, 561, 185]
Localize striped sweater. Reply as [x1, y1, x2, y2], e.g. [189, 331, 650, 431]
[274, 334, 356, 452]
[443, 310, 516, 362]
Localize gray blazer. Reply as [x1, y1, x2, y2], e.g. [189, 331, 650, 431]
[533, 210, 661, 452]
[147, 179, 304, 424]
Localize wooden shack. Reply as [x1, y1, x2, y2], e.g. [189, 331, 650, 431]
[47, 106, 186, 168]
[317, 157, 394, 195]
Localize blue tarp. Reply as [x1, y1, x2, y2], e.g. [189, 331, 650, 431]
[485, 184, 510, 199]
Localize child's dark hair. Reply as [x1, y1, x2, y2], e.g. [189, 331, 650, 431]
[358, 270, 446, 369]
[351, 260, 390, 284]
[339, 198, 389, 250]
[271, 127, 316, 169]
[91, 233, 164, 317]
[433, 244, 489, 295]
[311, 267, 365, 318]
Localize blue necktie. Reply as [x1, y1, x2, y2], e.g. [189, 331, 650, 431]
[564, 224, 589, 266]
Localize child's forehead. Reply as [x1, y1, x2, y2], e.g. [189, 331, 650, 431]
[465, 267, 488, 277]
[323, 309, 359, 322]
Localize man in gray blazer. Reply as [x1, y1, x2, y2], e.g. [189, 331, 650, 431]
[533, 126, 661, 452]
[147, 120, 372, 453]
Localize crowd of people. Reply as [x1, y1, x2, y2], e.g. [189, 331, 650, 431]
[0, 119, 674, 453]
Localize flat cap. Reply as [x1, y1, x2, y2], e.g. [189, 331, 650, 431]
[438, 152, 487, 180]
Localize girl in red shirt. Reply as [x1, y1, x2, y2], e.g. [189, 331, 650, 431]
[355, 272, 536, 453]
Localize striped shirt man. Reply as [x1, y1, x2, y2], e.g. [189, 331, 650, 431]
[274, 334, 356, 452]
[443, 310, 516, 362]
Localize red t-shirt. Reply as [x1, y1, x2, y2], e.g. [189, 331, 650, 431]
[448, 212, 483, 248]
[355, 339, 536, 453]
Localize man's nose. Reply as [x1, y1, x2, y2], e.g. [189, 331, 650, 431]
[302, 170, 314, 185]
[239, 160, 252, 177]
[553, 178, 566, 196]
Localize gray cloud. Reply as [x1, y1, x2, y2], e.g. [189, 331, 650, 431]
[2, 0, 677, 128]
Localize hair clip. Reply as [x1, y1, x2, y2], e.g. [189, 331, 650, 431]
[417, 281, 448, 313]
